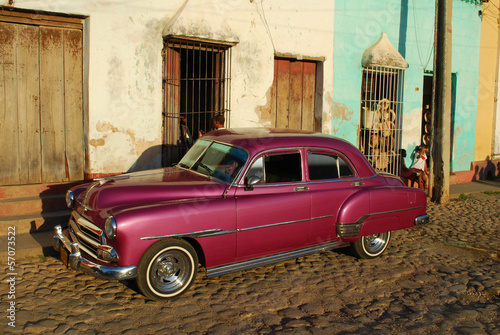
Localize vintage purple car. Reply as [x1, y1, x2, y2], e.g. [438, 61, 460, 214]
[54, 128, 429, 300]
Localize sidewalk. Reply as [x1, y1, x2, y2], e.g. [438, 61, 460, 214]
[449, 179, 500, 198]
[2, 180, 499, 262]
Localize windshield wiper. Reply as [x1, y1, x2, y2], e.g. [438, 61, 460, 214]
[196, 162, 213, 176]
[178, 163, 190, 169]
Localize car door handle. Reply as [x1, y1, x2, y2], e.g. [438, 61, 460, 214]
[294, 186, 309, 192]
[352, 181, 364, 187]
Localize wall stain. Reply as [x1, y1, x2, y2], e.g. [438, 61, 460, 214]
[255, 87, 273, 127]
[89, 138, 105, 147]
[91, 121, 159, 156]
[332, 101, 354, 135]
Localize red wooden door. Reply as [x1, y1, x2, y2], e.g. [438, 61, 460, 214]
[271, 59, 318, 131]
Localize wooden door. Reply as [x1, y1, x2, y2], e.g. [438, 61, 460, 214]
[271, 59, 319, 131]
[0, 14, 84, 185]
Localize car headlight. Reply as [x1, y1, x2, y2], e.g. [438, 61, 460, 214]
[105, 216, 117, 239]
[65, 190, 74, 208]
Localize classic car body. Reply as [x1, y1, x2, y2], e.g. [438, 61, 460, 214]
[54, 128, 429, 299]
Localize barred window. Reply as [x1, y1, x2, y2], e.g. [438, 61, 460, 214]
[360, 67, 405, 175]
[162, 39, 232, 166]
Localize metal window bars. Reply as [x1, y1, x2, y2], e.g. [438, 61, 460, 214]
[360, 66, 405, 176]
[162, 38, 232, 165]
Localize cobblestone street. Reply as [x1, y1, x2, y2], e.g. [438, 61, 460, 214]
[2, 193, 499, 334]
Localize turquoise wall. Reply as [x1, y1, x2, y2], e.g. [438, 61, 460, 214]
[333, 0, 482, 172]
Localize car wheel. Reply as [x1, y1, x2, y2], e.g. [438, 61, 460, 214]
[351, 231, 391, 259]
[137, 239, 198, 300]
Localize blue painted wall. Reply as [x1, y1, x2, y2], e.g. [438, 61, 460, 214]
[333, 0, 482, 172]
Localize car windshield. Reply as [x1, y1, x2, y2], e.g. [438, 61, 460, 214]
[178, 140, 248, 183]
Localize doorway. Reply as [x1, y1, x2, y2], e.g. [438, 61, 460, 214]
[0, 11, 84, 185]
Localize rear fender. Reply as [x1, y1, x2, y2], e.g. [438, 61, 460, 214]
[336, 189, 370, 242]
[337, 186, 427, 242]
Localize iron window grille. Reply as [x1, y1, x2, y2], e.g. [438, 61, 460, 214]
[360, 66, 405, 176]
[162, 38, 232, 166]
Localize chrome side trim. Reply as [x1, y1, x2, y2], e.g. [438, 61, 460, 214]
[140, 229, 237, 241]
[336, 206, 427, 238]
[53, 225, 137, 281]
[370, 206, 424, 217]
[140, 215, 334, 240]
[206, 240, 349, 277]
[238, 218, 310, 232]
[239, 215, 333, 232]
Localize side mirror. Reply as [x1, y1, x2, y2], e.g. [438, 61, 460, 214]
[245, 175, 262, 191]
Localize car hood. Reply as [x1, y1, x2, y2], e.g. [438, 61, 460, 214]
[75, 167, 227, 211]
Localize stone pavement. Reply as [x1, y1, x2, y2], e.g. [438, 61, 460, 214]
[1, 192, 499, 334]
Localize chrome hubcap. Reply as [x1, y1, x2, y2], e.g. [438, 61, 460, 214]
[149, 249, 193, 294]
[363, 232, 389, 255]
[157, 257, 176, 278]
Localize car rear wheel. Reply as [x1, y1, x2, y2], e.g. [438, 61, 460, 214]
[351, 231, 391, 259]
[137, 239, 198, 300]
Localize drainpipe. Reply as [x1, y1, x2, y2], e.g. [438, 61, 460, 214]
[431, 0, 452, 204]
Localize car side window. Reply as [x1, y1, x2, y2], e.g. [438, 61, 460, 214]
[246, 157, 264, 181]
[247, 152, 302, 184]
[308, 152, 354, 180]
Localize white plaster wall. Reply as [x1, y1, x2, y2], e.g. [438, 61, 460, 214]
[224, 0, 335, 132]
[4, 0, 335, 174]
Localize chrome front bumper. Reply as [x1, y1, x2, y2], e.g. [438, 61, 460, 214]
[53, 225, 137, 281]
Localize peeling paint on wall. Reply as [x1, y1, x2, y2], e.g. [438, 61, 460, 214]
[322, 92, 334, 134]
[331, 102, 354, 135]
[89, 121, 160, 173]
[255, 87, 273, 127]
[89, 138, 105, 147]
[94, 121, 159, 153]
[10, 0, 334, 176]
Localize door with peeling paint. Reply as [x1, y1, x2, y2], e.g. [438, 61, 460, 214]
[270, 58, 321, 131]
[0, 13, 84, 185]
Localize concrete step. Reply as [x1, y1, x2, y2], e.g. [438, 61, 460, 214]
[0, 182, 79, 237]
[0, 183, 78, 200]
[0, 194, 67, 217]
[0, 210, 71, 235]
[0, 230, 57, 261]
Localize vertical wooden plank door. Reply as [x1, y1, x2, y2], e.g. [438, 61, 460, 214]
[272, 59, 318, 131]
[0, 18, 83, 185]
[0, 22, 23, 184]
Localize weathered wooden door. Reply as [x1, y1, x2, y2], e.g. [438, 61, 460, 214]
[0, 13, 84, 185]
[271, 59, 320, 131]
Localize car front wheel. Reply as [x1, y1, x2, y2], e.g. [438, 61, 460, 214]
[137, 239, 198, 300]
[351, 231, 391, 259]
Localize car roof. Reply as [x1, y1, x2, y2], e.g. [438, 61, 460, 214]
[202, 128, 376, 178]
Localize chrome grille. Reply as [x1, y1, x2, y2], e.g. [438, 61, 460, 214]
[69, 211, 103, 259]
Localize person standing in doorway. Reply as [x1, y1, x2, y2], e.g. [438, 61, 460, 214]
[410, 145, 429, 190]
